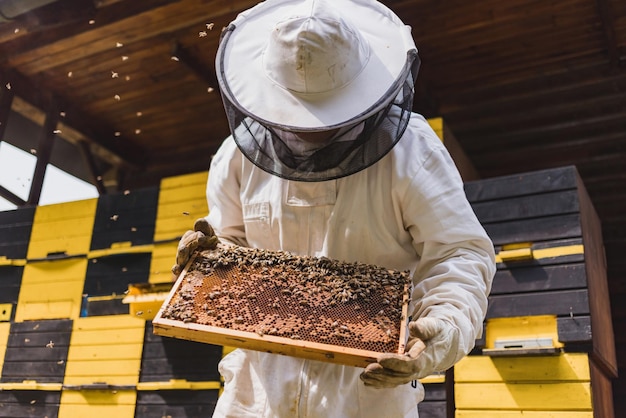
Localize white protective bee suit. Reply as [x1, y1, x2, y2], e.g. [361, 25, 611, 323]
[206, 113, 494, 417]
[173, 0, 496, 416]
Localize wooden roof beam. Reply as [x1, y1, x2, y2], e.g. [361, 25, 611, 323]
[7, 0, 257, 72]
[171, 42, 219, 91]
[1, 68, 146, 169]
[0, 0, 176, 57]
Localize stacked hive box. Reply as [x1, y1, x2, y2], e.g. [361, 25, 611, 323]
[84, 187, 158, 316]
[418, 373, 450, 418]
[416, 117, 476, 418]
[454, 352, 601, 418]
[0, 170, 223, 417]
[0, 175, 449, 416]
[457, 166, 616, 417]
[0, 198, 97, 416]
[136, 320, 222, 417]
[0, 320, 68, 415]
[18, 199, 97, 322]
[1, 320, 71, 385]
[0, 119, 456, 417]
[0, 207, 34, 322]
[149, 171, 209, 285]
[59, 316, 145, 416]
[0, 124, 613, 416]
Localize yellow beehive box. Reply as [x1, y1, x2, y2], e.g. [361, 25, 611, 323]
[59, 390, 137, 418]
[457, 412, 593, 418]
[15, 258, 87, 321]
[148, 241, 178, 284]
[0, 322, 9, 370]
[122, 283, 172, 320]
[151, 171, 209, 284]
[455, 353, 594, 416]
[27, 199, 97, 260]
[0, 303, 12, 322]
[482, 315, 563, 356]
[63, 315, 145, 386]
[153, 171, 209, 242]
[427, 117, 444, 140]
[427, 117, 479, 181]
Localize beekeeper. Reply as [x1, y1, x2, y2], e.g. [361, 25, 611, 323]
[173, 0, 495, 416]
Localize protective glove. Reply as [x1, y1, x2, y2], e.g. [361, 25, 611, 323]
[360, 317, 460, 388]
[171, 218, 219, 276]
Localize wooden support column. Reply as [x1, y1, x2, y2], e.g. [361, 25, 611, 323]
[78, 140, 107, 195]
[0, 79, 27, 206]
[0, 81, 14, 141]
[27, 103, 60, 205]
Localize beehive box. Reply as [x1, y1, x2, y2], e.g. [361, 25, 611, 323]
[418, 374, 450, 418]
[0, 319, 72, 385]
[454, 352, 612, 418]
[465, 165, 615, 378]
[139, 320, 223, 383]
[153, 245, 411, 368]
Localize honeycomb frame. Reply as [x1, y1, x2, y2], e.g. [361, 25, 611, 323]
[153, 245, 411, 368]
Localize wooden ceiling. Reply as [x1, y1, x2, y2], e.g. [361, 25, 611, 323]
[1, 0, 626, 411]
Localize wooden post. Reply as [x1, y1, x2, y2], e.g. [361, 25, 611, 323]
[78, 141, 107, 195]
[27, 102, 60, 205]
[0, 77, 27, 206]
[0, 79, 14, 141]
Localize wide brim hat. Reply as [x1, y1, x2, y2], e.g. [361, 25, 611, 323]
[216, 0, 417, 131]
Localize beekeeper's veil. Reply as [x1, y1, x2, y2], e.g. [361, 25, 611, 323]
[216, 0, 420, 181]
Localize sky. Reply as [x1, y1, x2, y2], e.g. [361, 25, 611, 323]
[0, 141, 99, 211]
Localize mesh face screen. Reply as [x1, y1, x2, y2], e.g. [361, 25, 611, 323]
[220, 50, 420, 182]
[160, 246, 411, 358]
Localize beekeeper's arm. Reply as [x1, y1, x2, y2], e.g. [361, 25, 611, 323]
[172, 137, 246, 276]
[361, 141, 495, 388]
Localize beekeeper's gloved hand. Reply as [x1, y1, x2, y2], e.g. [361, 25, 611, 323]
[360, 317, 460, 388]
[171, 218, 219, 276]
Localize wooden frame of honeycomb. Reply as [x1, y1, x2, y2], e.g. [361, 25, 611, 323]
[153, 245, 411, 368]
